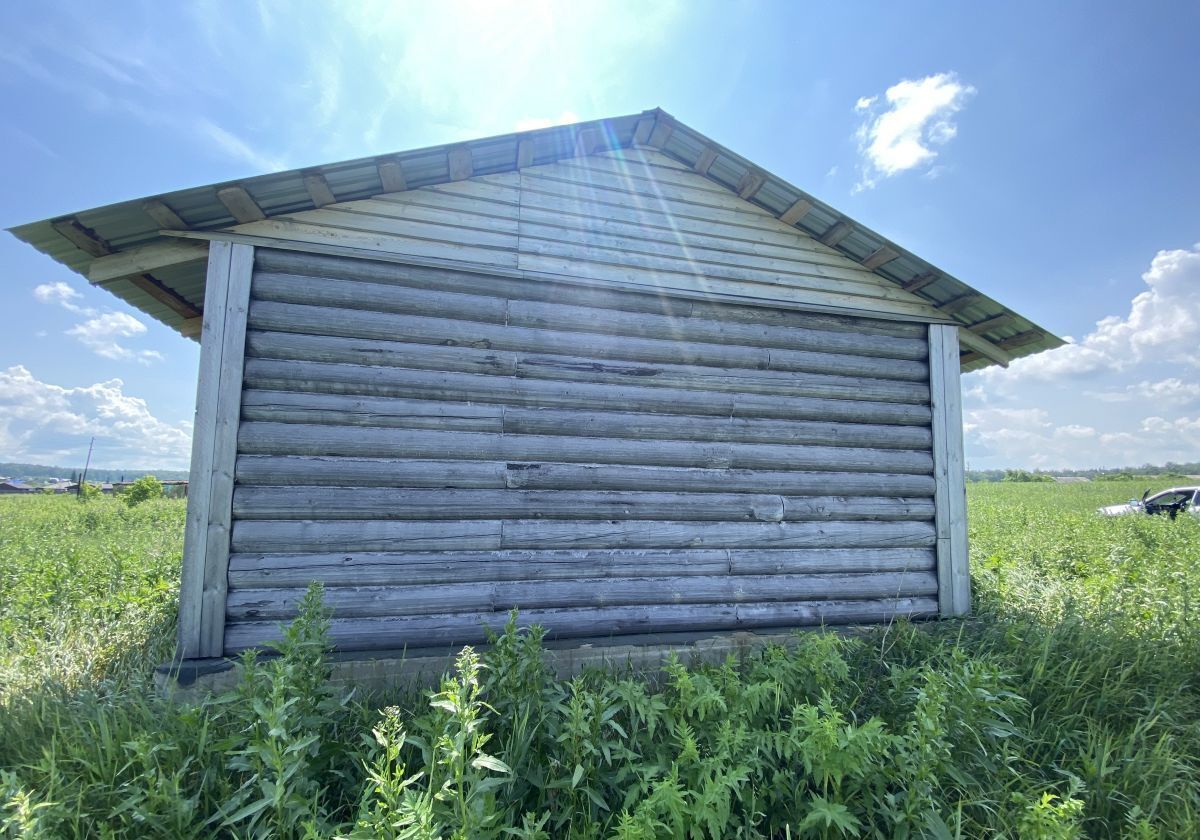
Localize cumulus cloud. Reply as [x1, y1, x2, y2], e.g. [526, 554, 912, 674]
[0, 365, 191, 468]
[962, 404, 1200, 470]
[854, 72, 975, 191]
[1086, 377, 1200, 405]
[66, 312, 164, 365]
[33, 282, 163, 364]
[33, 281, 94, 315]
[982, 243, 1200, 386]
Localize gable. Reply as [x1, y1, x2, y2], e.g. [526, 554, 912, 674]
[7, 108, 1062, 370]
[227, 149, 949, 323]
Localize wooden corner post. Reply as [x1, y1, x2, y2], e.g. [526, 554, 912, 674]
[178, 241, 254, 659]
[928, 324, 970, 616]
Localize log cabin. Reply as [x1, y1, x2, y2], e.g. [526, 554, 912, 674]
[9, 109, 1061, 690]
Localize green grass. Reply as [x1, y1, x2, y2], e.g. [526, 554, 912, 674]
[1, 484, 1198, 838]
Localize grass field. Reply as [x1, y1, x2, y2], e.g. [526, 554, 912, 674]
[1, 483, 1198, 837]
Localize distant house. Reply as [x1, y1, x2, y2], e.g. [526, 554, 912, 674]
[0, 480, 35, 494]
[10, 110, 1062, 688]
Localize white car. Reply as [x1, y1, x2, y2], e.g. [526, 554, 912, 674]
[1098, 486, 1200, 518]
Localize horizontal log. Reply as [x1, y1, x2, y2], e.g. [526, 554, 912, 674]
[230, 518, 936, 553]
[253, 271, 508, 323]
[253, 248, 925, 339]
[227, 571, 940, 620]
[246, 296, 929, 382]
[254, 255, 930, 361]
[231, 487, 933, 522]
[224, 597, 941, 652]
[237, 422, 935, 474]
[227, 547, 937, 588]
[240, 390, 932, 450]
[504, 406, 932, 450]
[234, 456, 938, 496]
[241, 359, 933, 426]
[241, 390, 506, 431]
[506, 300, 928, 361]
[501, 463, 937, 496]
[245, 329, 930, 404]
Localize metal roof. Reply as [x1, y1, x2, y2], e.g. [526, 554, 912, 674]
[7, 108, 1061, 370]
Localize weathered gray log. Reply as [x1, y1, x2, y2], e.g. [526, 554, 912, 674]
[231, 487, 934, 522]
[253, 271, 508, 323]
[253, 255, 932, 361]
[241, 390, 506, 432]
[246, 297, 929, 382]
[245, 329, 930, 404]
[223, 597, 940, 652]
[504, 406, 932, 450]
[239, 390, 932, 450]
[234, 456, 938, 496]
[230, 518, 936, 553]
[506, 300, 928, 360]
[253, 249, 925, 339]
[226, 547, 936, 588]
[241, 360, 933, 425]
[498, 519, 936, 550]
[226, 571, 939, 620]
[237, 422, 934, 475]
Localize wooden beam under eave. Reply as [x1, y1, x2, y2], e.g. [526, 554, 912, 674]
[216, 186, 266, 223]
[573, 128, 602, 158]
[646, 115, 674, 149]
[958, 329, 1012, 367]
[516, 139, 535, 168]
[902, 272, 938, 293]
[142, 199, 187, 230]
[51, 217, 111, 257]
[996, 329, 1043, 351]
[938, 293, 984, 316]
[861, 245, 899, 271]
[959, 350, 984, 366]
[303, 172, 337, 208]
[779, 198, 813, 226]
[736, 170, 766, 200]
[819, 220, 854, 248]
[693, 147, 717, 176]
[967, 313, 1016, 334]
[89, 240, 209, 284]
[126, 273, 203, 320]
[447, 146, 474, 181]
[180, 316, 203, 339]
[377, 159, 407, 193]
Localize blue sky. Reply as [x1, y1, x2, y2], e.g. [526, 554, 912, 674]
[1, 0, 1198, 471]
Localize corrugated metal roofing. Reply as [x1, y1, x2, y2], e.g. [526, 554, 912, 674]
[6, 108, 1060, 370]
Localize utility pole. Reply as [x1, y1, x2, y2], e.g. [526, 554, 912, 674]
[77, 437, 95, 497]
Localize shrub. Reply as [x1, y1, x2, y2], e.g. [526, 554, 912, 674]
[123, 475, 163, 507]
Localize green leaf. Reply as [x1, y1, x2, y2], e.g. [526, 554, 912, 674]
[471, 753, 512, 774]
[571, 763, 585, 789]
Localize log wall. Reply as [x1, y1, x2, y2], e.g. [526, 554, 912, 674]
[222, 248, 940, 653]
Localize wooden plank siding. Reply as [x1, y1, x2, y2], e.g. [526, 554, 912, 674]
[221, 247, 943, 654]
[225, 150, 948, 323]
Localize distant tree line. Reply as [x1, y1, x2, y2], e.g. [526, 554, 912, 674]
[967, 461, 1200, 483]
[0, 462, 189, 482]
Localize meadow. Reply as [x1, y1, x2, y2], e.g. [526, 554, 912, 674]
[1, 482, 1198, 838]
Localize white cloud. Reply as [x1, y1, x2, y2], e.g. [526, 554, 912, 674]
[854, 72, 975, 191]
[66, 312, 162, 365]
[0, 365, 191, 468]
[1086, 377, 1200, 405]
[34, 281, 94, 314]
[34, 281, 164, 364]
[983, 243, 1200, 386]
